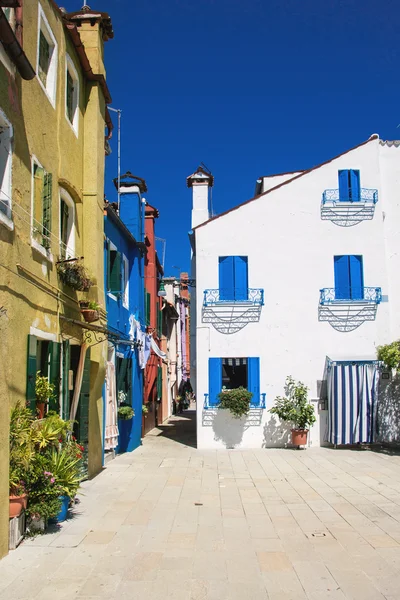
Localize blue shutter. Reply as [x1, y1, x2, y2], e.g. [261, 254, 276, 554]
[219, 257, 234, 301]
[334, 256, 350, 300]
[338, 170, 350, 202]
[349, 170, 360, 202]
[349, 255, 363, 300]
[208, 358, 222, 406]
[247, 357, 260, 407]
[234, 256, 248, 301]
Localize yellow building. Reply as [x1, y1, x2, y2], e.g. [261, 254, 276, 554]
[0, 2, 113, 557]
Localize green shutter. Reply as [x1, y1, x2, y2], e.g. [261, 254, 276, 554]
[60, 199, 69, 260]
[61, 340, 70, 421]
[66, 70, 74, 122]
[145, 291, 151, 327]
[26, 335, 38, 413]
[109, 250, 122, 294]
[76, 348, 90, 445]
[42, 172, 52, 249]
[48, 341, 61, 413]
[157, 306, 162, 336]
[157, 365, 162, 400]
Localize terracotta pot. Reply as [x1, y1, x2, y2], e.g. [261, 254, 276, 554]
[36, 402, 46, 419]
[291, 429, 308, 446]
[81, 309, 99, 323]
[9, 494, 28, 519]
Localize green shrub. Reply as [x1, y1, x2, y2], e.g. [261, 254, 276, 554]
[270, 376, 316, 430]
[377, 341, 400, 370]
[118, 406, 135, 420]
[218, 387, 253, 419]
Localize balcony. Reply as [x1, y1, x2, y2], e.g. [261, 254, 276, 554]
[319, 287, 382, 332]
[202, 289, 264, 334]
[321, 188, 378, 227]
[203, 288, 264, 306]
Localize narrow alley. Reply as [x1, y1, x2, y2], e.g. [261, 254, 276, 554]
[2, 414, 400, 599]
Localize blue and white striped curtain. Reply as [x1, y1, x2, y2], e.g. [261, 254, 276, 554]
[328, 363, 378, 445]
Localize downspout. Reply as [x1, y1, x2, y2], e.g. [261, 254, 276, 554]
[15, 0, 22, 46]
[0, 6, 34, 80]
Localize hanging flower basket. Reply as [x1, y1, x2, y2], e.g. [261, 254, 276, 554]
[57, 260, 93, 291]
[79, 301, 100, 323]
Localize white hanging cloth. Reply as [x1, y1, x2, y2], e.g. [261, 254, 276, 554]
[104, 361, 119, 450]
[150, 336, 167, 360]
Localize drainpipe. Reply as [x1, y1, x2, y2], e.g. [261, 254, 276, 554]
[0, 6, 34, 80]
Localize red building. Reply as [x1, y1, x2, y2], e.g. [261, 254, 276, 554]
[143, 203, 163, 435]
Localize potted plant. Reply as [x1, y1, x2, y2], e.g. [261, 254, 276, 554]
[142, 404, 149, 417]
[377, 341, 400, 375]
[79, 300, 100, 323]
[118, 406, 135, 420]
[217, 386, 253, 418]
[269, 376, 316, 447]
[57, 259, 93, 291]
[35, 372, 55, 419]
[9, 403, 33, 518]
[48, 441, 84, 522]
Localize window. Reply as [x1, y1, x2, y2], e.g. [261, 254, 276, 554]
[32, 158, 52, 251]
[37, 4, 58, 106]
[208, 357, 260, 407]
[59, 188, 75, 259]
[145, 291, 151, 326]
[26, 334, 60, 415]
[107, 241, 122, 296]
[0, 108, 13, 227]
[0, 8, 16, 73]
[338, 170, 360, 202]
[122, 254, 129, 308]
[65, 55, 79, 135]
[334, 255, 364, 300]
[218, 256, 248, 301]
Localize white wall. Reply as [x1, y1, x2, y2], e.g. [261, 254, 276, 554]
[194, 137, 400, 449]
[260, 172, 303, 194]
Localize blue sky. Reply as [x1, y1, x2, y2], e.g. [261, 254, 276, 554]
[64, 0, 400, 275]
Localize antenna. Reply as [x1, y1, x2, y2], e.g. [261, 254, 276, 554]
[108, 107, 122, 212]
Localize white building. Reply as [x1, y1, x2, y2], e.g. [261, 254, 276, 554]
[189, 136, 400, 450]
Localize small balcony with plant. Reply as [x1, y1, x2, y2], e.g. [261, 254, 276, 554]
[321, 169, 378, 227]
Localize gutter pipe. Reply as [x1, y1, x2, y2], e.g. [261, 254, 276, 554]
[0, 6, 34, 80]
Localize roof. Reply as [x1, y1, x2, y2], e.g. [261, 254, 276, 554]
[65, 6, 114, 41]
[187, 166, 214, 188]
[145, 203, 160, 218]
[258, 169, 304, 179]
[194, 135, 380, 231]
[114, 171, 147, 193]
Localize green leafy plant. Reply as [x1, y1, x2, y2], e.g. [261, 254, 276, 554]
[48, 445, 83, 498]
[142, 404, 149, 415]
[9, 402, 34, 495]
[32, 413, 73, 450]
[57, 259, 93, 291]
[377, 341, 400, 370]
[35, 372, 55, 406]
[270, 376, 316, 430]
[25, 453, 63, 520]
[218, 387, 253, 419]
[118, 406, 135, 420]
[87, 301, 101, 311]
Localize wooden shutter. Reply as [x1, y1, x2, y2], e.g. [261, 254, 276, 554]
[349, 255, 363, 300]
[208, 357, 222, 406]
[109, 250, 122, 294]
[157, 306, 162, 336]
[76, 348, 90, 446]
[349, 170, 360, 202]
[61, 339, 70, 421]
[60, 199, 69, 259]
[146, 291, 151, 326]
[66, 70, 74, 122]
[219, 256, 234, 301]
[26, 335, 38, 413]
[234, 256, 248, 301]
[42, 172, 52, 249]
[157, 365, 162, 400]
[334, 256, 351, 300]
[247, 357, 260, 407]
[33, 165, 44, 242]
[48, 341, 61, 412]
[338, 170, 350, 202]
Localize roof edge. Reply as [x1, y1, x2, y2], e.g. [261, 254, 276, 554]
[193, 135, 379, 231]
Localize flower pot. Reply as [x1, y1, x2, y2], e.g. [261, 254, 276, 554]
[291, 429, 308, 446]
[9, 494, 27, 519]
[81, 309, 99, 323]
[36, 402, 46, 419]
[55, 495, 70, 523]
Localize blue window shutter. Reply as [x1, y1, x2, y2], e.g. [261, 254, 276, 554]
[334, 256, 350, 299]
[349, 255, 363, 299]
[219, 257, 234, 301]
[247, 357, 260, 406]
[349, 170, 360, 201]
[208, 358, 222, 406]
[234, 256, 248, 300]
[338, 170, 350, 202]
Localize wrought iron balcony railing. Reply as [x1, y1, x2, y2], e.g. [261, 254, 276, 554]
[319, 287, 382, 305]
[204, 393, 266, 410]
[203, 288, 264, 306]
[322, 188, 378, 204]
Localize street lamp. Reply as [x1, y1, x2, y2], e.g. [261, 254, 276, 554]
[158, 280, 167, 297]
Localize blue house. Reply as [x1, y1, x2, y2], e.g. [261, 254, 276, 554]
[103, 173, 147, 457]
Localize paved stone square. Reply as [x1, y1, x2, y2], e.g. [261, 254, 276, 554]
[2, 412, 400, 599]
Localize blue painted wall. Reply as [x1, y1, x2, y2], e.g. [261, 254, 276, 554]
[104, 191, 145, 454]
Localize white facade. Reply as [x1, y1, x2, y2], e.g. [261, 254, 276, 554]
[190, 136, 400, 450]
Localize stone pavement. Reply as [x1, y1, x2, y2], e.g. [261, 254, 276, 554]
[2, 412, 400, 599]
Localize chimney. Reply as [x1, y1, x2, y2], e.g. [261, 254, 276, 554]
[114, 172, 147, 241]
[187, 166, 214, 229]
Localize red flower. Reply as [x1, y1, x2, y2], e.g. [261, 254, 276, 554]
[77, 453, 82, 459]
[58, 438, 63, 443]
[78, 445, 84, 451]
[72, 435, 76, 441]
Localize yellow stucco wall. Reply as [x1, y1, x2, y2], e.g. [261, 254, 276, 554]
[0, 2, 110, 558]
